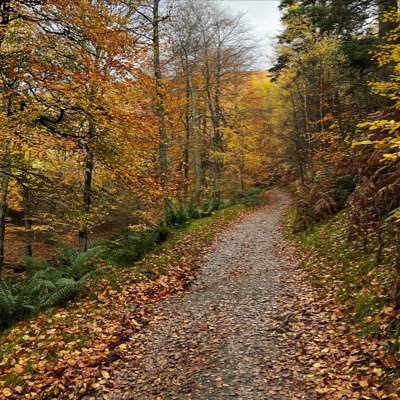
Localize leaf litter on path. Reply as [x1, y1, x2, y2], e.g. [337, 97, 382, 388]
[101, 192, 317, 399]
[2, 191, 398, 399]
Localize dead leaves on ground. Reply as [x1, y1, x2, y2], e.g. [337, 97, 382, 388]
[283, 248, 400, 399]
[2, 204, 399, 399]
[0, 207, 245, 399]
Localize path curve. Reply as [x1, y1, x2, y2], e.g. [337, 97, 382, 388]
[104, 191, 312, 400]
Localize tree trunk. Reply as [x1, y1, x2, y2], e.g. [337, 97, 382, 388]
[0, 143, 10, 273]
[22, 186, 33, 257]
[152, 0, 168, 187]
[212, 61, 224, 190]
[79, 146, 94, 253]
[183, 73, 191, 198]
[188, 73, 201, 203]
[204, 66, 221, 186]
[201, 115, 209, 189]
[0, 0, 11, 46]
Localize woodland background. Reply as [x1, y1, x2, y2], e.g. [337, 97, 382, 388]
[1, 0, 400, 397]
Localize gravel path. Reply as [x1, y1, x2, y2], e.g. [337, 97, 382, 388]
[104, 191, 312, 400]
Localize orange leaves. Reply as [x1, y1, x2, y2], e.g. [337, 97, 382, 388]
[0, 207, 244, 399]
[289, 246, 400, 398]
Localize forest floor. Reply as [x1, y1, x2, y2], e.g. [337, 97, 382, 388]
[2, 191, 398, 399]
[101, 191, 319, 400]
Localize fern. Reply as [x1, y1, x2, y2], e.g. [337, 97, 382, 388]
[0, 281, 17, 322]
[0, 281, 36, 327]
[64, 246, 103, 280]
[21, 256, 50, 273]
[39, 280, 80, 308]
[0, 249, 108, 329]
[39, 266, 107, 308]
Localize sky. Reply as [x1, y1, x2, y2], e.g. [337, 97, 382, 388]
[220, 0, 282, 69]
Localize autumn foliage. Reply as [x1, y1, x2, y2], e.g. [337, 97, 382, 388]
[0, 1, 269, 395]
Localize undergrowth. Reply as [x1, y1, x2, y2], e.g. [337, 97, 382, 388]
[288, 208, 400, 341]
[0, 204, 246, 398]
[0, 248, 107, 330]
[0, 192, 252, 333]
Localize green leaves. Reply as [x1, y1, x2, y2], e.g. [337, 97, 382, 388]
[0, 250, 107, 329]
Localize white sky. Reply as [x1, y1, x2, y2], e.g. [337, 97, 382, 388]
[220, 0, 282, 69]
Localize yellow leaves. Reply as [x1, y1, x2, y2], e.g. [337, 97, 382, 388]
[392, 46, 400, 62]
[100, 370, 110, 379]
[373, 367, 384, 377]
[355, 117, 400, 162]
[12, 364, 24, 374]
[15, 386, 23, 394]
[353, 140, 373, 146]
[315, 387, 334, 394]
[2, 388, 13, 397]
[355, 14, 400, 166]
[382, 153, 399, 161]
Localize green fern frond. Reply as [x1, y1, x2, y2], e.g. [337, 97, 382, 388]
[39, 282, 79, 308]
[0, 281, 17, 320]
[65, 246, 104, 280]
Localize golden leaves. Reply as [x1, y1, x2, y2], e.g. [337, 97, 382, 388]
[0, 207, 244, 399]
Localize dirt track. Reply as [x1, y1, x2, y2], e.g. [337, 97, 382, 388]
[104, 192, 314, 400]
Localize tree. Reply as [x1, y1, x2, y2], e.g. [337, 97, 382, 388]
[356, 9, 400, 163]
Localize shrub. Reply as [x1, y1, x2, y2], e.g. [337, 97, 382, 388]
[99, 226, 171, 267]
[237, 188, 266, 207]
[0, 249, 106, 330]
[54, 245, 79, 268]
[164, 203, 190, 228]
[163, 196, 226, 228]
[21, 256, 49, 273]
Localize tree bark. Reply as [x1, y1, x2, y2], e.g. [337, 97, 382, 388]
[188, 73, 201, 203]
[22, 186, 33, 257]
[183, 72, 191, 198]
[0, 0, 11, 46]
[79, 145, 94, 253]
[152, 0, 168, 187]
[213, 63, 223, 185]
[0, 143, 10, 273]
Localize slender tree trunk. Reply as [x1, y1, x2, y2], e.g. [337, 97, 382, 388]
[152, 0, 168, 187]
[0, 0, 11, 46]
[213, 66, 223, 186]
[302, 83, 314, 174]
[0, 143, 10, 273]
[289, 90, 307, 183]
[205, 67, 223, 191]
[201, 115, 209, 189]
[79, 146, 94, 253]
[188, 74, 201, 203]
[214, 64, 222, 151]
[239, 162, 245, 191]
[22, 186, 33, 257]
[183, 73, 191, 198]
